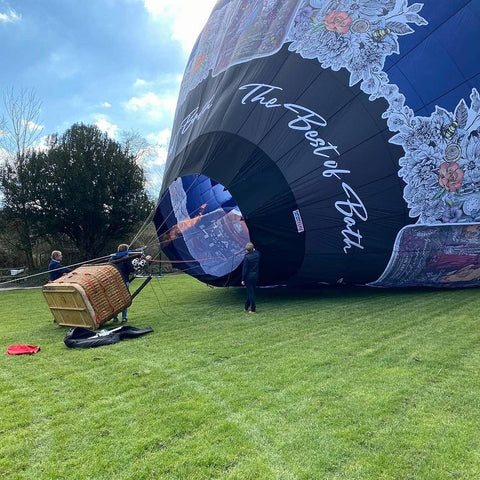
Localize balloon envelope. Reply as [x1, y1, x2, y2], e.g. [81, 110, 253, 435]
[155, 0, 480, 288]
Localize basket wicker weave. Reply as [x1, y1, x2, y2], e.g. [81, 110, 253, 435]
[42, 265, 131, 329]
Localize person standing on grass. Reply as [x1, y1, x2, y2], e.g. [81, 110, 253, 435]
[48, 251, 72, 281]
[241, 242, 261, 314]
[109, 244, 135, 323]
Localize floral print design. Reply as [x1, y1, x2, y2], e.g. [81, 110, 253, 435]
[289, 0, 424, 87]
[323, 10, 353, 33]
[180, 0, 479, 225]
[392, 92, 480, 223]
[439, 162, 464, 193]
[288, 0, 480, 225]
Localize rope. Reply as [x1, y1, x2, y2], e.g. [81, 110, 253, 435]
[1, 175, 248, 295]
[0, 254, 115, 287]
[137, 175, 204, 252]
[0, 249, 245, 287]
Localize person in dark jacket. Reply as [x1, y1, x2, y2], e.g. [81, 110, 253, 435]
[241, 242, 261, 314]
[48, 250, 72, 281]
[110, 244, 135, 322]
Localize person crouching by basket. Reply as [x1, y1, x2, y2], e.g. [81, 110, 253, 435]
[109, 244, 135, 323]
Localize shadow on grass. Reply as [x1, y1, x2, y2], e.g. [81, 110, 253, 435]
[254, 284, 455, 301]
[205, 281, 466, 314]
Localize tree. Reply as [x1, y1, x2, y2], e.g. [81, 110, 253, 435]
[0, 149, 51, 268]
[120, 129, 150, 162]
[40, 123, 154, 259]
[0, 88, 44, 269]
[0, 88, 43, 159]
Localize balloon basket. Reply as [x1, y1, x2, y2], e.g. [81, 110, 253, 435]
[42, 265, 131, 330]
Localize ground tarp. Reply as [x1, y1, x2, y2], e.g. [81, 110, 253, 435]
[64, 325, 153, 348]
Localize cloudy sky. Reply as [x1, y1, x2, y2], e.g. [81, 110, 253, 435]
[0, 0, 217, 192]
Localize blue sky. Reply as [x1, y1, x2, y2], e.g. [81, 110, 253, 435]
[0, 0, 216, 192]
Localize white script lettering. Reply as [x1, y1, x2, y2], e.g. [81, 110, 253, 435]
[335, 183, 368, 253]
[239, 83, 282, 108]
[180, 95, 215, 134]
[239, 83, 368, 254]
[283, 103, 327, 130]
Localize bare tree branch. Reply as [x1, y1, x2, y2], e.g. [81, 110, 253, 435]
[0, 87, 43, 161]
[119, 129, 151, 161]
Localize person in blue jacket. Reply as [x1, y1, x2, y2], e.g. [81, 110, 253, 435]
[110, 244, 135, 322]
[48, 250, 72, 281]
[241, 242, 261, 314]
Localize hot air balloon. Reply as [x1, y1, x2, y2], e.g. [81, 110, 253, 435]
[154, 0, 480, 288]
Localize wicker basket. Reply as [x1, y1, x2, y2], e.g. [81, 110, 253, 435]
[42, 265, 131, 329]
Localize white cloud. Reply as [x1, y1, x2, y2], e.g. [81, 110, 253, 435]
[101, 102, 112, 108]
[0, 146, 9, 163]
[146, 165, 166, 194]
[124, 92, 177, 120]
[0, 8, 20, 24]
[23, 119, 43, 132]
[142, 0, 217, 53]
[35, 135, 54, 153]
[130, 128, 171, 194]
[141, 146, 167, 194]
[142, 144, 168, 168]
[95, 115, 119, 139]
[146, 128, 171, 147]
[133, 78, 150, 89]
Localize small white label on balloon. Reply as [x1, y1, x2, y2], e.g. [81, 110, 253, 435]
[293, 209, 304, 233]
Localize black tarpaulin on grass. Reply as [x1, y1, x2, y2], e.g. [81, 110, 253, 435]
[64, 326, 154, 349]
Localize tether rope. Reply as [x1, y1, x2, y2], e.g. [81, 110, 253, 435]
[0, 174, 248, 308]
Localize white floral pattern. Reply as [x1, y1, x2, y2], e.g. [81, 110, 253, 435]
[181, 0, 480, 225]
[288, 0, 480, 224]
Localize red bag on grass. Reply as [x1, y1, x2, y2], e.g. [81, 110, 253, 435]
[6, 344, 40, 355]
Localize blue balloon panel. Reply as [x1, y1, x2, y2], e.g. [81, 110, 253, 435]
[155, 0, 480, 288]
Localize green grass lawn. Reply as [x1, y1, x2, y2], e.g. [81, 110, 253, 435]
[1, 275, 480, 479]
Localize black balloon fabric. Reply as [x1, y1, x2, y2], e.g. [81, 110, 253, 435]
[155, 0, 480, 288]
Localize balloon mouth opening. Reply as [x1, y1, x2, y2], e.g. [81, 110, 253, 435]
[156, 174, 250, 279]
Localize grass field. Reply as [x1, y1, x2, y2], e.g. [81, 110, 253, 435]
[1, 275, 480, 479]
